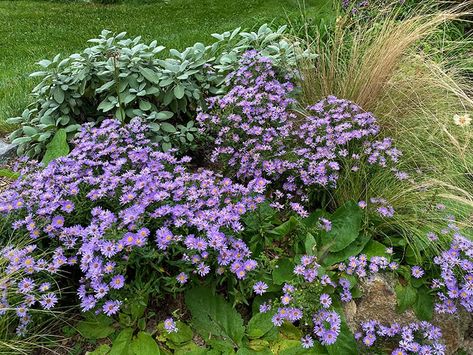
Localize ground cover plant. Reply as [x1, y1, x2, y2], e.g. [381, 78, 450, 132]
[0, 1, 472, 354]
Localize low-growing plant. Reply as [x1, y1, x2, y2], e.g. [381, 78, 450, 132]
[8, 25, 313, 158]
[0, 117, 269, 336]
[198, 51, 402, 218]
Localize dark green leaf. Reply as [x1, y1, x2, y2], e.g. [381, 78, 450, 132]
[269, 216, 299, 238]
[185, 287, 245, 351]
[160, 123, 177, 133]
[130, 331, 160, 355]
[413, 286, 433, 321]
[272, 258, 294, 285]
[110, 328, 133, 355]
[42, 129, 70, 165]
[76, 314, 114, 340]
[395, 283, 417, 313]
[362, 240, 390, 260]
[325, 201, 362, 252]
[247, 312, 274, 339]
[322, 234, 370, 266]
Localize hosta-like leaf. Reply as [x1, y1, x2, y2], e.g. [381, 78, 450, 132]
[324, 201, 362, 253]
[185, 287, 245, 351]
[41, 129, 70, 165]
[130, 331, 160, 355]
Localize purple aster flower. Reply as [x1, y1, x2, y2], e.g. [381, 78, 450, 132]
[39, 293, 58, 310]
[253, 281, 268, 295]
[103, 300, 121, 316]
[411, 266, 424, 279]
[110, 275, 125, 289]
[164, 318, 178, 333]
[301, 335, 314, 348]
[176, 272, 188, 285]
[320, 293, 332, 308]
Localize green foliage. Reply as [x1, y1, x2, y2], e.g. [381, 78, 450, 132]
[246, 312, 275, 339]
[8, 25, 312, 158]
[185, 286, 245, 351]
[323, 201, 363, 252]
[41, 128, 70, 165]
[272, 258, 295, 285]
[76, 313, 115, 340]
[0, 168, 19, 180]
[395, 283, 417, 313]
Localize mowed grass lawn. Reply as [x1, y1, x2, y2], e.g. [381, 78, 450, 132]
[0, 0, 333, 135]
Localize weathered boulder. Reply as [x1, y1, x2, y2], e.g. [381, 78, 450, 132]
[0, 139, 16, 163]
[343, 274, 472, 354]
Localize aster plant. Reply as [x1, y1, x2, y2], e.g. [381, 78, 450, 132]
[0, 117, 268, 333]
[197, 51, 401, 217]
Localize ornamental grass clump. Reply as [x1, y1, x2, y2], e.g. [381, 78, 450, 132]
[0, 118, 268, 332]
[294, 2, 473, 259]
[198, 51, 401, 217]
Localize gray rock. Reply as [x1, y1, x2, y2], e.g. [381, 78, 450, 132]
[0, 140, 16, 163]
[343, 274, 472, 354]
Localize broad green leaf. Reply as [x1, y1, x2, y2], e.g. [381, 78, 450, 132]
[269, 216, 299, 238]
[272, 258, 294, 285]
[325, 321, 358, 355]
[279, 322, 302, 340]
[110, 327, 133, 355]
[160, 123, 177, 133]
[362, 240, 390, 260]
[42, 129, 70, 165]
[395, 283, 417, 313]
[139, 100, 152, 111]
[247, 312, 274, 339]
[174, 85, 185, 99]
[322, 234, 370, 266]
[237, 346, 271, 354]
[156, 111, 174, 120]
[139, 67, 161, 83]
[22, 126, 38, 136]
[270, 340, 302, 354]
[413, 286, 433, 321]
[167, 321, 193, 345]
[130, 331, 160, 355]
[53, 88, 65, 104]
[185, 287, 245, 351]
[98, 99, 116, 112]
[304, 233, 317, 255]
[76, 314, 114, 340]
[174, 342, 207, 355]
[325, 201, 362, 252]
[87, 344, 111, 355]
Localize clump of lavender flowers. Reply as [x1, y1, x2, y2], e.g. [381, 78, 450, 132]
[256, 255, 344, 348]
[0, 118, 268, 330]
[198, 51, 401, 216]
[356, 320, 445, 354]
[431, 218, 473, 315]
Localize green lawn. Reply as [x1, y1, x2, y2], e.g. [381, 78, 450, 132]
[0, 0, 333, 135]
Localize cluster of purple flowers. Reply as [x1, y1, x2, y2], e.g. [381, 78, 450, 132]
[431, 220, 473, 315]
[0, 118, 268, 326]
[338, 254, 398, 278]
[356, 320, 445, 354]
[1, 244, 58, 335]
[197, 51, 401, 216]
[254, 255, 344, 349]
[341, 0, 406, 15]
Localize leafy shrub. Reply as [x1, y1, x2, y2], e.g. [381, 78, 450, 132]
[8, 25, 312, 158]
[0, 118, 268, 332]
